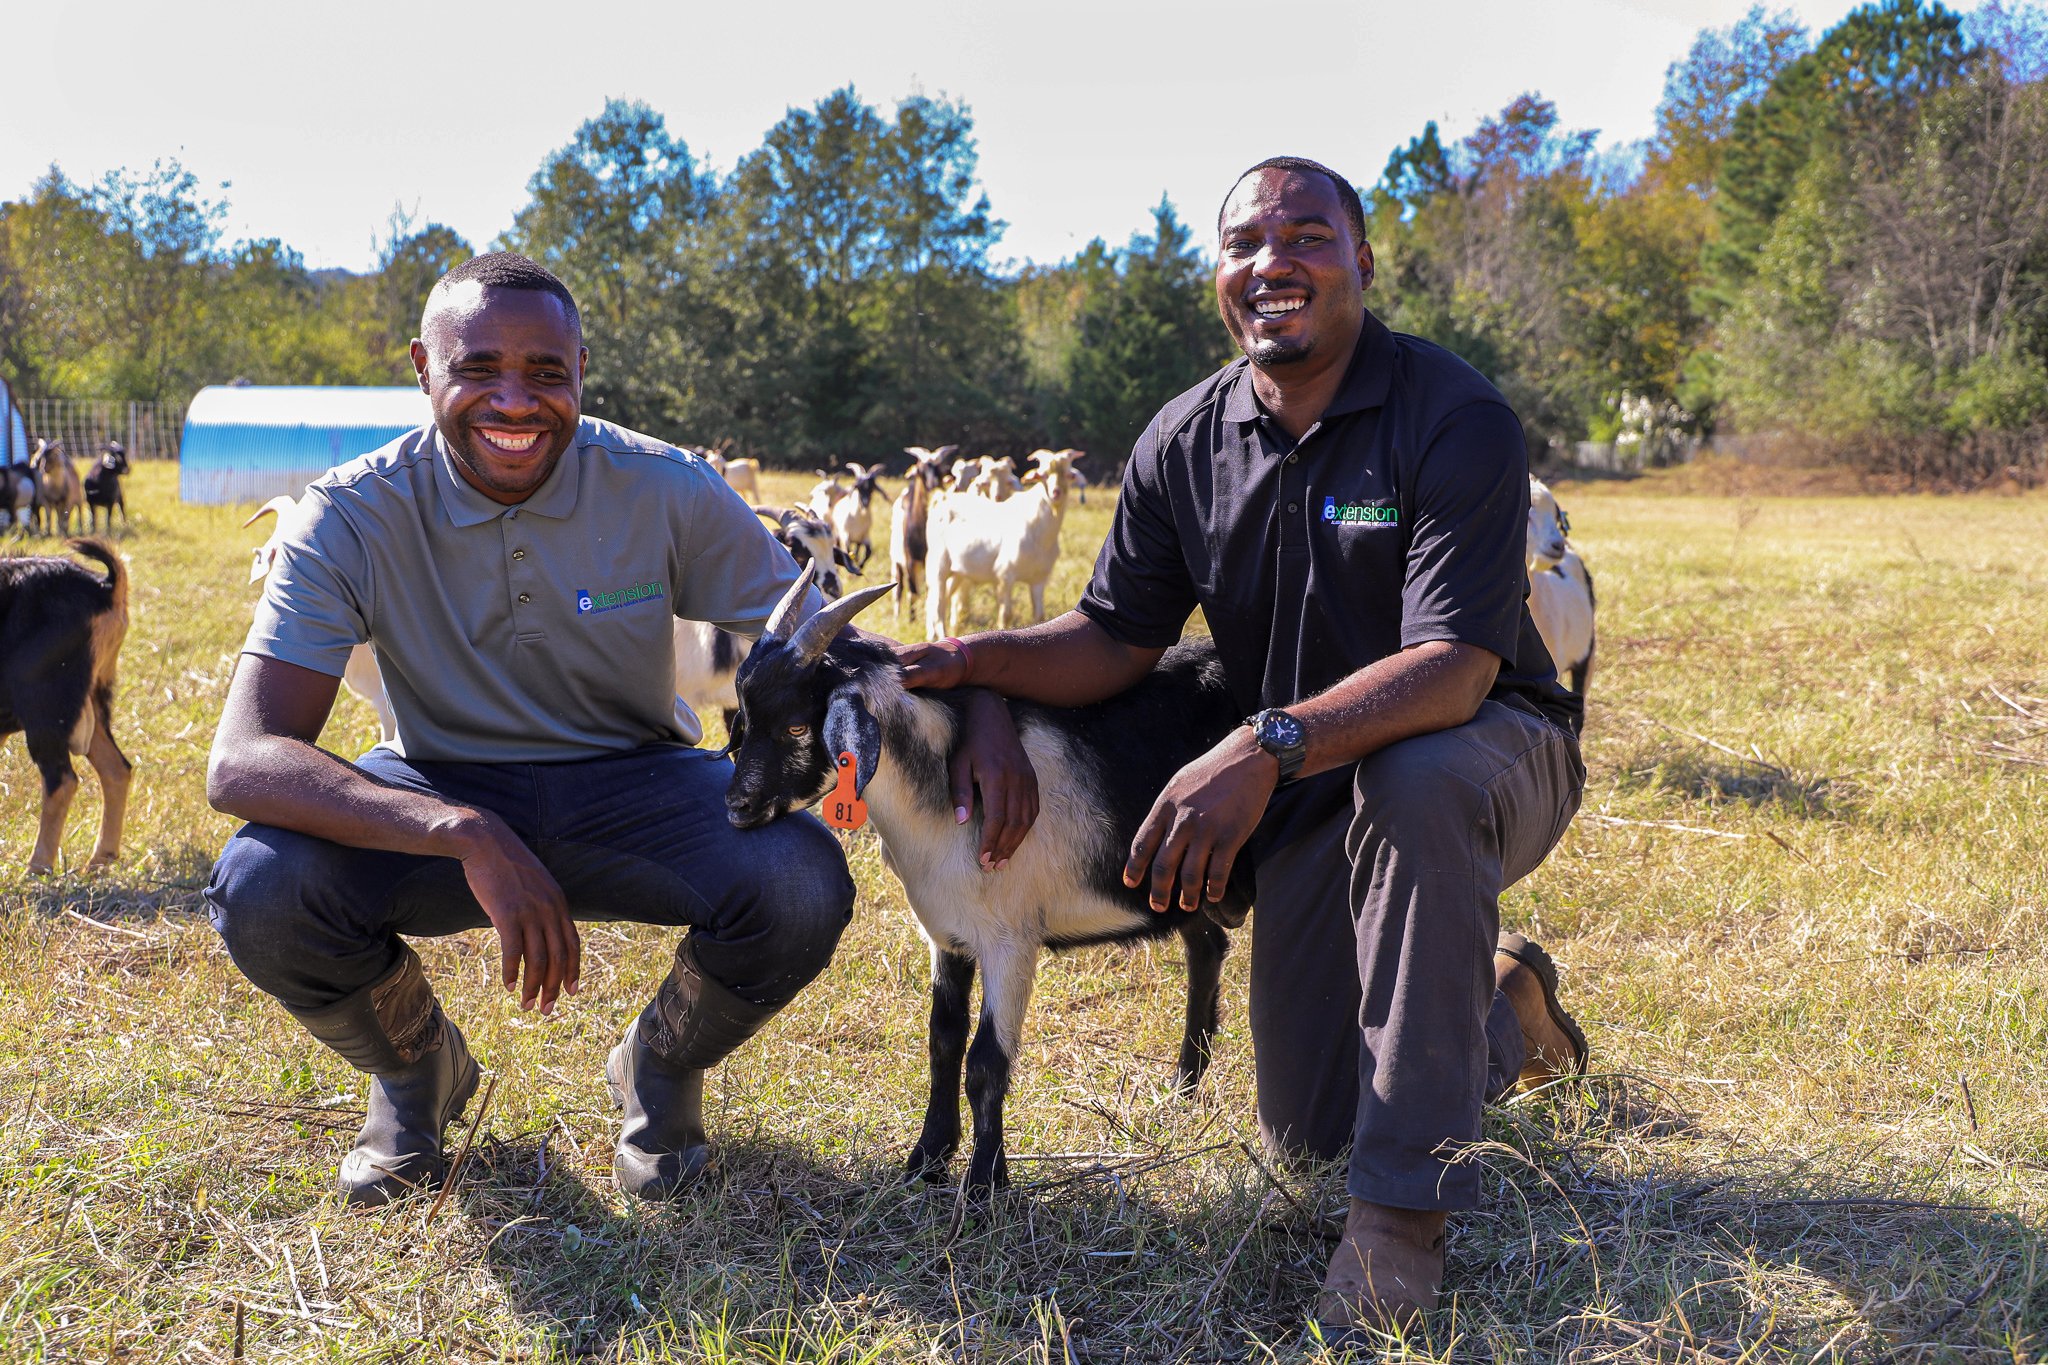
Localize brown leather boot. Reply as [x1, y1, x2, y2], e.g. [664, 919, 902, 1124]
[1315, 1199, 1446, 1341]
[1496, 932, 1589, 1091]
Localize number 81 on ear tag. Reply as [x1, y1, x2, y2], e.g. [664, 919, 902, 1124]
[824, 751, 868, 830]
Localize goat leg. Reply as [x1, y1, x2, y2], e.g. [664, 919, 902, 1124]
[26, 730, 80, 875]
[908, 947, 975, 1184]
[82, 705, 133, 873]
[961, 1014, 1013, 1196]
[1175, 916, 1231, 1093]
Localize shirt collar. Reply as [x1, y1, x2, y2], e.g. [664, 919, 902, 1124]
[431, 419, 586, 527]
[1221, 308, 1396, 426]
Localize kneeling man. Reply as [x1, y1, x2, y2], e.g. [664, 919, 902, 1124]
[205, 253, 853, 1205]
[898, 159, 1589, 1334]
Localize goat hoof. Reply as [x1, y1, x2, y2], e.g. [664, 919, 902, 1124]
[905, 1146, 952, 1184]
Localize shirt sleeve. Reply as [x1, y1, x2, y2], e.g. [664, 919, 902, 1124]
[675, 464, 823, 636]
[1400, 399, 1529, 662]
[1075, 421, 1199, 649]
[242, 489, 374, 678]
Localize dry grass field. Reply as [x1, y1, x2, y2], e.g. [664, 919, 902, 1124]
[3, 459, 2048, 1363]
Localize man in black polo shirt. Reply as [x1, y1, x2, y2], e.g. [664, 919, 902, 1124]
[897, 157, 1588, 1333]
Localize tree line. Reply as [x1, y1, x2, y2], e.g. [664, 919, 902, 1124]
[3, 0, 2045, 478]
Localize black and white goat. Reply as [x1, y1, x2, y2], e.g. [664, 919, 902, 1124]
[725, 566, 1250, 1193]
[83, 442, 130, 532]
[1, 538, 133, 874]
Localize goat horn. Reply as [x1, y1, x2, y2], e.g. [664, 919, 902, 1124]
[763, 561, 819, 643]
[242, 495, 298, 529]
[751, 503, 801, 526]
[787, 579, 897, 667]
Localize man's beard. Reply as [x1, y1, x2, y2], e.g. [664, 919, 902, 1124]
[1243, 332, 1320, 367]
[446, 422, 566, 496]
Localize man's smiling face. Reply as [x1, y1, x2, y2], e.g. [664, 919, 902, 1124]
[411, 282, 587, 504]
[1215, 169, 1374, 371]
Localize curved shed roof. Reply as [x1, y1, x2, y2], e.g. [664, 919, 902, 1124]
[180, 385, 432, 504]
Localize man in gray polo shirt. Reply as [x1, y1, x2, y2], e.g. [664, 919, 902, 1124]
[204, 253, 856, 1207]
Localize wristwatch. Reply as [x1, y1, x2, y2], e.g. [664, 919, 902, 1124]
[1247, 708, 1307, 783]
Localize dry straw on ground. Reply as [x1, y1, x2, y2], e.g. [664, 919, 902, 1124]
[3, 462, 2047, 1362]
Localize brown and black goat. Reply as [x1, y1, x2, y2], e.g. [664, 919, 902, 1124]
[1, 538, 133, 874]
[725, 565, 1249, 1194]
[889, 445, 955, 621]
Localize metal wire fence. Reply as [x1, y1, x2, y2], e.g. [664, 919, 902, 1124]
[21, 398, 185, 461]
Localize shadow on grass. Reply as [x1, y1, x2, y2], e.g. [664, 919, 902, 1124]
[1614, 746, 1851, 820]
[416, 1077, 2048, 1362]
[0, 842, 218, 922]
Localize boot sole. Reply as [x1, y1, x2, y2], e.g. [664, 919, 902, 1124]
[1497, 932, 1589, 1074]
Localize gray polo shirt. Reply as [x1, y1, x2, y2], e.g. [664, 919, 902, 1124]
[244, 417, 817, 762]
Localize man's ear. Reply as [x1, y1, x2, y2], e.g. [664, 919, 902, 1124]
[824, 687, 881, 796]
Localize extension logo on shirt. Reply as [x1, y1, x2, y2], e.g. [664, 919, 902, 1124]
[1323, 496, 1399, 527]
[576, 580, 666, 614]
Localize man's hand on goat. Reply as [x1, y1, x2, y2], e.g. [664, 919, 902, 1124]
[892, 636, 973, 691]
[949, 689, 1039, 869]
[459, 815, 581, 1014]
[1126, 728, 1278, 913]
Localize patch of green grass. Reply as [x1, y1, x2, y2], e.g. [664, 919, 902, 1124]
[3, 463, 2048, 1361]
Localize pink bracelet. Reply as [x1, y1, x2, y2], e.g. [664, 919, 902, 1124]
[945, 636, 975, 681]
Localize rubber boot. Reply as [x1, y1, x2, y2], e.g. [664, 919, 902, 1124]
[608, 938, 778, 1201]
[285, 944, 481, 1207]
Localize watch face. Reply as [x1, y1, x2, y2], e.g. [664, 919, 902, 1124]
[1258, 710, 1304, 749]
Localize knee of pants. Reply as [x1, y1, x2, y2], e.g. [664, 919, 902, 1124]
[737, 814, 856, 978]
[205, 825, 362, 980]
[1350, 739, 1487, 855]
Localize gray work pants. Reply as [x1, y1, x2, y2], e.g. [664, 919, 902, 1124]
[1248, 698, 1584, 1210]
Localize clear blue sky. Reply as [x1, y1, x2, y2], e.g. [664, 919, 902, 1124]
[4, 0, 1875, 274]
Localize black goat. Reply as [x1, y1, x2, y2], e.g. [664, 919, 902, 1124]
[725, 566, 1249, 1193]
[1, 538, 134, 874]
[83, 442, 130, 533]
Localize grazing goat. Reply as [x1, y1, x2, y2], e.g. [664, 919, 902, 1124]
[83, 441, 130, 533]
[925, 450, 1078, 638]
[833, 462, 886, 570]
[1, 538, 133, 874]
[245, 497, 398, 742]
[726, 565, 1248, 1192]
[36, 440, 85, 537]
[1526, 476, 1596, 694]
[891, 445, 955, 620]
[2, 450, 41, 533]
[672, 506, 857, 737]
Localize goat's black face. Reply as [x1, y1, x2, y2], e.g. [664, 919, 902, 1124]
[724, 640, 841, 829]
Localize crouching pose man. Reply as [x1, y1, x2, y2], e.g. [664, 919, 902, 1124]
[204, 253, 853, 1206]
[900, 161, 1589, 1336]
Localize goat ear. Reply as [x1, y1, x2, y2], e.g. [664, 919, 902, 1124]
[824, 687, 881, 796]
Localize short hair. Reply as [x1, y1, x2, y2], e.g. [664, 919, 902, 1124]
[1219, 156, 1369, 250]
[431, 251, 581, 339]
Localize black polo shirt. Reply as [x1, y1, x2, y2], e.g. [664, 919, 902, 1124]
[1076, 308, 1580, 735]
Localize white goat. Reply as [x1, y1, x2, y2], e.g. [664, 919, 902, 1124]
[1526, 476, 1596, 694]
[721, 458, 760, 501]
[925, 451, 1076, 638]
[245, 497, 399, 742]
[833, 462, 885, 569]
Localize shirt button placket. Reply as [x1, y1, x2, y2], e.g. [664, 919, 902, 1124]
[506, 514, 536, 623]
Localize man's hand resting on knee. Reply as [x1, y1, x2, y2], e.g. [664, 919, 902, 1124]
[209, 654, 581, 1014]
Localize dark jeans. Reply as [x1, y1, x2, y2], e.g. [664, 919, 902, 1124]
[206, 744, 855, 1014]
[1248, 699, 1585, 1211]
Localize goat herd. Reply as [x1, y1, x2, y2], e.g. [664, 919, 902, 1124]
[0, 442, 1600, 1192]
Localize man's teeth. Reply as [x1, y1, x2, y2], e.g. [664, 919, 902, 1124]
[483, 431, 541, 451]
[1253, 298, 1305, 316]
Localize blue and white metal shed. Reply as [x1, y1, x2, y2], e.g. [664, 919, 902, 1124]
[179, 385, 432, 504]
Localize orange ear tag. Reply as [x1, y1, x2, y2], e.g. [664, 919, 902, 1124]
[823, 752, 868, 830]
